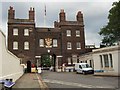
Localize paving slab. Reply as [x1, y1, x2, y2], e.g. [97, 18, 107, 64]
[13, 73, 48, 90]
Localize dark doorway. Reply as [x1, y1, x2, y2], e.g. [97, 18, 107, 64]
[27, 61, 31, 73]
[52, 53, 56, 72]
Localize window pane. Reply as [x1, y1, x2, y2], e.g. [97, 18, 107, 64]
[76, 42, 81, 49]
[103, 54, 109, 67]
[39, 39, 44, 47]
[67, 42, 72, 49]
[68, 58, 71, 65]
[24, 42, 29, 50]
[67, 30, 71, 36]
[53, 39, 57, 47]
[76, 30, 80, 37]
[109, 54, 113, 67]
[72, 55, 77, 64]
[24, 29, 29, 36]
[13, 28, 18, 36]
[100, 55, 103, 68]
[13, 41, 18, 50]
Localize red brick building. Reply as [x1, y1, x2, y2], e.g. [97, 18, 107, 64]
[8, 6, 91, 67]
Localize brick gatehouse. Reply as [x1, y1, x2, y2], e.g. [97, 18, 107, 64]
[8, 6, 92, 67]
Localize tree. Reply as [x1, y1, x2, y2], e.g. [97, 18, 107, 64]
[41, 54, 51, 67]
[99, 1, 120, 46]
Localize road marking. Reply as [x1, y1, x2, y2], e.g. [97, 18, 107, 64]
[43, 79, 113, 88]
[36, 74, 49, 90]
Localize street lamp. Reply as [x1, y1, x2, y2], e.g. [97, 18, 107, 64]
[47, 49, 50, 53]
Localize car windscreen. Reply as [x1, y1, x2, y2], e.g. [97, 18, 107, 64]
[81, 64, 90, 68]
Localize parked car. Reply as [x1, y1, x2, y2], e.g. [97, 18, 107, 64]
[75, 63, 94, 75]
[41, 67, 50, 70]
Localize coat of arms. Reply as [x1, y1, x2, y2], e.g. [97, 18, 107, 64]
[45, 38, 52, 48]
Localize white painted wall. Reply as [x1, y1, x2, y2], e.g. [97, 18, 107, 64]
[0, 30, 23, 82]
[0, 30, 2, 79]
[79, 53, 94, 68]
[93, 46, 120, 76]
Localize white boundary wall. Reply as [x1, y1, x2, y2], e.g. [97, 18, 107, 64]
[93, 46, 120, 76]
[0, 30, 23, 82]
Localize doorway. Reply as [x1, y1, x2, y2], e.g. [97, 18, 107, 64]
[27, 60, 31, 73]
[41, 54, 52, 68]
[40, 53, 56, 71]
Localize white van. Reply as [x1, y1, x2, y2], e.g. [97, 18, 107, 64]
[75, 63, 94, 75]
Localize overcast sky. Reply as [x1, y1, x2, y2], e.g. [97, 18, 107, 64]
[0, 0, 118, 47]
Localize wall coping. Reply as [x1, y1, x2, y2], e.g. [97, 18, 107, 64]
[0, 29, 6, 37]
[92, 45, 120, 54]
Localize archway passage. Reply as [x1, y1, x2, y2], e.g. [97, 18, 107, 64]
[40, 53, 56, 71]
[27, 61, 31, 73]
[41, 54, 51, 69]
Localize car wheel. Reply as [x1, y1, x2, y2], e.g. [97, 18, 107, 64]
[76, 71, 78, 74]
[83, 71, 86, 75]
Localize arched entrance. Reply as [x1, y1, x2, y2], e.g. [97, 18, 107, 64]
[40, 53, 56, 71]
[41, 54, 51, 69]
[27, 60, 31, 73]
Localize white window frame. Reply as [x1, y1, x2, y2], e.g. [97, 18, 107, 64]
[76, 42, 81, 49]
[24, 42, 29, 50]
[66, 30, 71, 37]
[76, 30, 80, 37]
[13, 28, 18, 36]
[13, 41, 18, 50]
[68, 57, 71, 65]
[39, 39, 44, 47]
[24, 29, 29, 36]
[103, 54, 109, 67]
[53, 39, 58, 47]
[67, 42, 72, 50]
[72, 55, 77, 64]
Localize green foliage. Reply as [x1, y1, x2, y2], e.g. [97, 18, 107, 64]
[99, 0, 120, 46]
[41, 54, 51, 67]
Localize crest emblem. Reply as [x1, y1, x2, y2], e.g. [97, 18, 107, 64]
[45, 38, 52, 48]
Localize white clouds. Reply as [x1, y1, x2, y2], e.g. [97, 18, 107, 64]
[85, 28, 101, 47]
[1, 0, 118, 2]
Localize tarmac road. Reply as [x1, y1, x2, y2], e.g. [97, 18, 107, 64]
[41, 70, 119, 90]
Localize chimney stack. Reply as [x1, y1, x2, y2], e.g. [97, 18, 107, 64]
[76, 11, 83, 23]
[59, 9, 66, 22]
[29, 7, 35, 21]
[8, 6, 15, 19]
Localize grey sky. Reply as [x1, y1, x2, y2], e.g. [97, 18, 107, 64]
[0, 1, 118, 47]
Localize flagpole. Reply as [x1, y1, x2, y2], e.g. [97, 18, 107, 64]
[44, 15, 46, 27]
[44, 4, 46, 27]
